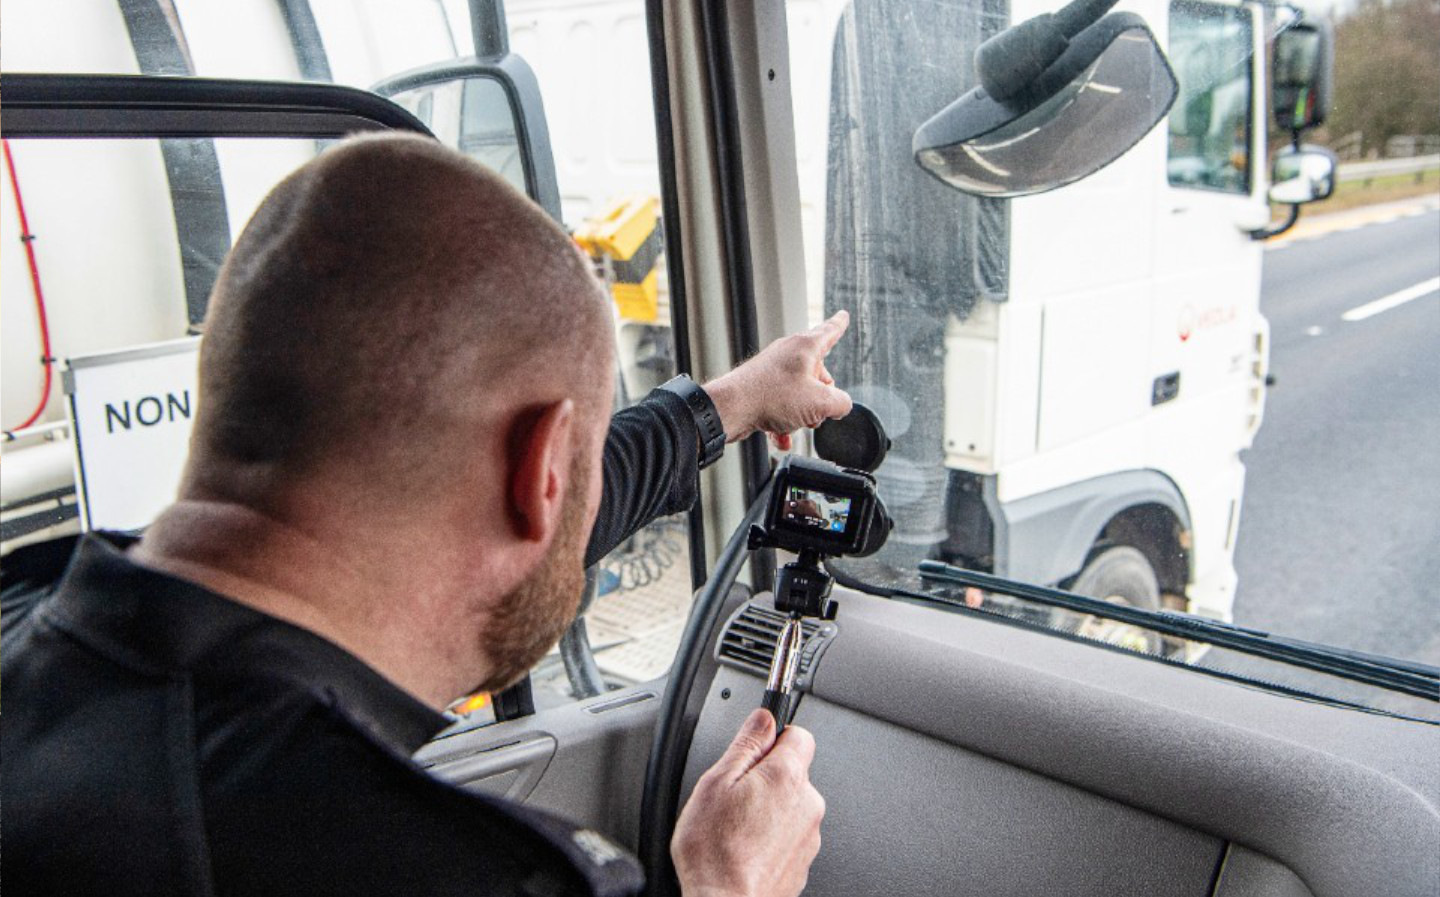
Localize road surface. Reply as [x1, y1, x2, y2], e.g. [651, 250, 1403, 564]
[1226, 201, 1440, 698]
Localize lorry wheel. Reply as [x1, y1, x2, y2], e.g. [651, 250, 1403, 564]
[1063, 546, 1164, 655]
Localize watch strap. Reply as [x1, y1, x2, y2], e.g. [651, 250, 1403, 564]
[658, 375, 727, 470]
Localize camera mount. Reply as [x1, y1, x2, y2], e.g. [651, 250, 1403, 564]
[744, 541, 841, 732]
[744, 404, 893, 732]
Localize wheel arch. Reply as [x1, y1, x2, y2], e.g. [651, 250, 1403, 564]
[996, 469, 1193, 593]
[1089, 503, 1191, 601]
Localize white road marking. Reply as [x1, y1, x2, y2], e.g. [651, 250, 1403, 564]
[1305, 325, 1325, 336]
[1341, 277, 1440, 322]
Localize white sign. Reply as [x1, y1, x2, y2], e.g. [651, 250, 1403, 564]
[66, 337, 202, 532]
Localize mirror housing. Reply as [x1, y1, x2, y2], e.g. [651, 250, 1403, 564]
[1269, 144, 1338, 205]
[1272, 17, 1333, 133]
[913, 11, 1177, 197]
[373, 55, 562, 221]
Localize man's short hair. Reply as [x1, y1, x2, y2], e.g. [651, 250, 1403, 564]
[190, 133, 612, 497]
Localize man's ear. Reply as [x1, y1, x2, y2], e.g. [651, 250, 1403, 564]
[506, 399, 576, 544]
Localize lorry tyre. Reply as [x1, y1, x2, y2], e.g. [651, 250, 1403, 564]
[1063, 545, 1164, 654]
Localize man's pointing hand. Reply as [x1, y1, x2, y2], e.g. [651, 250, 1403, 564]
[704, 311, 854, 448]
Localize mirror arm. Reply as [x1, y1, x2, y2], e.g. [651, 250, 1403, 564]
[976, 0, 1121, 100]
[1249, 203, 1299, 241]
[1276, 3, 1306, 33]
[469, 0, 509, 57]
[559, 617, 607, 699]
[1054, 0, 1120, 37]
[1250, 130, 1307, 241]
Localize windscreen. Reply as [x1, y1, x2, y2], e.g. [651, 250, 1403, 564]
[821, 0, 1010, 574]
[789, 0, 1440, 718]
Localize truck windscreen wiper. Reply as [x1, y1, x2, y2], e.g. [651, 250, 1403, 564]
[912, 560, 1440, 702]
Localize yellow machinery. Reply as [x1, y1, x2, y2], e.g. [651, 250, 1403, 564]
[573, 196, 662, 323]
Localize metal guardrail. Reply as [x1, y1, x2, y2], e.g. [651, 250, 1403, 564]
[1338, 155, 1440, 183]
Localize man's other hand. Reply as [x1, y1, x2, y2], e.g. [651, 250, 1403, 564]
[671, 709, 825, 897]
[705, 311, 854, 447]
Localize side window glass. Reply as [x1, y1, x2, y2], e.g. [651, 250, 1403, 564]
[1, 124, 690, 723]
[378, 7, 689, 721]
[1167, 0, 1255, 193]
[388, 76, 529, 196]
[1, 2, 692, 723]
[1, 137, 320, 545]
[507, 5, 692, 712]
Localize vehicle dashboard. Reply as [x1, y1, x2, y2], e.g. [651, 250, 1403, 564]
[680, 588, 1440, 897]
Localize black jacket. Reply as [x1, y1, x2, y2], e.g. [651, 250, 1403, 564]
[1, 389, 701, 897]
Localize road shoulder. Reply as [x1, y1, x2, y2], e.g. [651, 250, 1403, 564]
[1266, 194, 1440, 249]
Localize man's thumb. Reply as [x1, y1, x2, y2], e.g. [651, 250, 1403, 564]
[821, 385, 853, 420]
[714, 709, 777, 781]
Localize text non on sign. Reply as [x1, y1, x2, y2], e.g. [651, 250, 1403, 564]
[105, 392, 193, 433]
[66, 337, 202, 532]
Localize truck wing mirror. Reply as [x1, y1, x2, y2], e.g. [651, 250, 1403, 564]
[1268, 144, 1337, 205]
[913, 0, 1177, 198]
[373, 56, 562, 222]
[1272, 17, 1333, 134]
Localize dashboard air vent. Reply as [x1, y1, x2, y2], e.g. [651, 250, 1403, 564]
[717, 604, 825, 677]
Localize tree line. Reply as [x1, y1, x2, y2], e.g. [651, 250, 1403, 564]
[1320, 0, 1440, 157]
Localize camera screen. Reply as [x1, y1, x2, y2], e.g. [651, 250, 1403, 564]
[781, 485, 853, 534]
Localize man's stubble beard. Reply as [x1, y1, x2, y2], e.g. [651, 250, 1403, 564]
[473, 458, 592, 694]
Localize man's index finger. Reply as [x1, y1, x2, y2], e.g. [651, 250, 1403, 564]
[809, 310, 850, 356]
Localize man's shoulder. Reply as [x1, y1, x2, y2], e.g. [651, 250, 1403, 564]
[1, 534, 644, 897]
[1, 533, 82, 645]
[5, 627, 643, 897]
[1, 532, 83, 587]
[201, 696, 644, 897]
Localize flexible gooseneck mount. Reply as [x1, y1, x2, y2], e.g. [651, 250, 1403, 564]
[638, 403, 890, 897]
[749, 544, 840, 734]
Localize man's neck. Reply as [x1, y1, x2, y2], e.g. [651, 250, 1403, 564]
[132, 499, 479, 709]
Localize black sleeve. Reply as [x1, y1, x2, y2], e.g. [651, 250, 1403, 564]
[585, 389, 701, 568]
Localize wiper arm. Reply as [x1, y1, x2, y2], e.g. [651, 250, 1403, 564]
[916, 560, 1440, 702]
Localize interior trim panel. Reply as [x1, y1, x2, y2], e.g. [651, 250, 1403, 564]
[418, 686, 662, 847]
[683, 592, 1439, 897]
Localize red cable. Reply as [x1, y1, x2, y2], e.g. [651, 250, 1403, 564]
[3, 137, 55, 434]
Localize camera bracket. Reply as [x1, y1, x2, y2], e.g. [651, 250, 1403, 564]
[748, 530, 841, 733]
[747, 536, 839, 621]
[743, 404, 895, 733]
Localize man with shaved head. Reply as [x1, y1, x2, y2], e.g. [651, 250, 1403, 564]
[3, 133, 849, 897]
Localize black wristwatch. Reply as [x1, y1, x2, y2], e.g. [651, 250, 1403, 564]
[658, 374, 727, 470]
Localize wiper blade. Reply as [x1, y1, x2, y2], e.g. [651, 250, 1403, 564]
[916, 560, 1440, 701]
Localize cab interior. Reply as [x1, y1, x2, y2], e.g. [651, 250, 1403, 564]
[1, 2, 1436, 896]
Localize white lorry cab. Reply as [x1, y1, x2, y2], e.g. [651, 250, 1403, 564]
[3, 1, 1436, 894]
